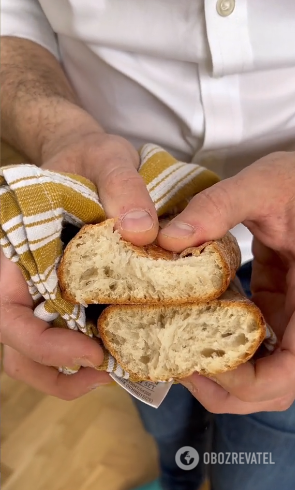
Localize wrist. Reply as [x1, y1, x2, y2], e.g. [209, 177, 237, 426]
[39, 99, 105, 164]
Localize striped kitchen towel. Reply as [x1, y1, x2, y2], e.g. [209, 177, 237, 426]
[0, 143, 220, 378]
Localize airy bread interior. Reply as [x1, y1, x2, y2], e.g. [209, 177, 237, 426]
[99, 291, 265, 380]
[60, 220, 228, 304]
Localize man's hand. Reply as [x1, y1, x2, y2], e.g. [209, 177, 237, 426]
[1, 37, 158, 397]
[41, 130, 158, 245]
[0, 249, 111, 398]
[158, 151, 295, 414]
[0, 128, 158, 397]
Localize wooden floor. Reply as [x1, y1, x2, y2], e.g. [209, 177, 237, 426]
[1, 374, 159, 490]
[1, 142, 208, 490]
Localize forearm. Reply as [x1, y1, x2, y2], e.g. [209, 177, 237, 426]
[1, 37, 104, 165]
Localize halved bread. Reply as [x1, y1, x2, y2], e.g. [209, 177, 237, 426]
[98, 289, 266, 381]
[58, 219, 241, 305]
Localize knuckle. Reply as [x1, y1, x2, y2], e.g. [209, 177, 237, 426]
[35, 352, 47, 366]
[197, 185, 232, 221]
[88, 134, 139, 169]
[102, 166, 144, 194]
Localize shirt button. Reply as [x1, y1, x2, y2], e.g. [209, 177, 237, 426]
[216, 0, 235, 17]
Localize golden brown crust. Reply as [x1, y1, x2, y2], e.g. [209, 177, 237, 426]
[98, 291, 266, 382]
[213, 232, 242, 282]
[180, 233, 241, 306]
[58, 219, 241, 305]
[127, 243, 177, 261]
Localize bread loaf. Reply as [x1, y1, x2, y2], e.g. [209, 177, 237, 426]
[58, 219, 241, 305]
[98, 288, 266, 381]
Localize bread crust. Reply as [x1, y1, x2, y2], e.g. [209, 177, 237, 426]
[98, 290, 266, 381]
[180, 232, 241, 301]
[58, 219, 241, 305]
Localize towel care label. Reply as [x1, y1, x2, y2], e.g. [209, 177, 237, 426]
[110, 374, 174, 408]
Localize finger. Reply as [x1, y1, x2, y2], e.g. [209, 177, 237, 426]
[181, 374, 293, 414]
[285, 263, 295, 320]
[252, 239, 287, 269]
[282, 311, 295, 357]
[0, 249, 33, 308]
[157, 174, 253, 252]
[210, 349, 295, 403]
[1, 302, 105, 368]
[251, 260, 287, 295]
[3, 346, 110, 400]
[250, 241, 289, 336]
[0, 251, 104, 368]
[93, 137, 158, 245]
[251, 240, 287, 295]
[251, 291, 287, 340]
[252, 255, 295, 331]
[157, 154, 293, 252]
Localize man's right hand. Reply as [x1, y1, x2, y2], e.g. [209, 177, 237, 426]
[1, 37, 158, 397]
[0, 127, 158, 398]
[1, 250, 111, 399]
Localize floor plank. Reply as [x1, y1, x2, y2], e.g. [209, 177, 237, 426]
[1, 375, 159, 490]
[1, 383, 44, 442]
[1, 462, 13, 485]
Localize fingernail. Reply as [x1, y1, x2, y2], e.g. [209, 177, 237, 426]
[161, 221, 195, 239]
[120, 209, 154, 233]
[89, 383, 103, 391]
[182, 381, 198, 394]
[73, 357, 96, 368]
[89, 380, 112, 390]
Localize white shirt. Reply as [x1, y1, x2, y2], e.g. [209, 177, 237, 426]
[2, 0, 295, 262]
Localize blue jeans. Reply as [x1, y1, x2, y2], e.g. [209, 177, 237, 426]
[133, 263, 295, 490]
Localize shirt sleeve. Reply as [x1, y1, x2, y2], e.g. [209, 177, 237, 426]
[1, 0, 60, 59]
[204, 0, 295, 76]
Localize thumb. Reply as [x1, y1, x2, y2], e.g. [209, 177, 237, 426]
[90, 135, 158, 246]
[157, 174, 253, 252]
[43, 134, 159, 247]
[158, 151, 295, 252]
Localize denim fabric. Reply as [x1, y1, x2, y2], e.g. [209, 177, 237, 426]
[135, 383, 212, 490]
[133, 263, 295, 490]
[211, 408, 295, 490]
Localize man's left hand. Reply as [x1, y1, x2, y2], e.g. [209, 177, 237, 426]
[158, 151, 295, 414]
